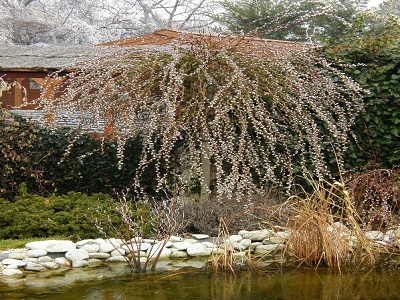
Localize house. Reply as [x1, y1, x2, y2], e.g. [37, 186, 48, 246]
[0, 29, 305, 128]
[0, 45, 97, 110]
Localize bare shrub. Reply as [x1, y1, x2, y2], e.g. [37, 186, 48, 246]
[95, 191, 185, 272]
[182, 189, 286, 236]
[345, 166, 400, 229]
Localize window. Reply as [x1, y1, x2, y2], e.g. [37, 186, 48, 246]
[29, 78, 41, 89]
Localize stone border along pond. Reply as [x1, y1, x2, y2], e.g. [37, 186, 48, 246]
[1, 225, 400, 277]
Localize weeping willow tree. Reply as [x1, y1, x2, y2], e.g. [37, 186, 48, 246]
[35, 34, 363, 201]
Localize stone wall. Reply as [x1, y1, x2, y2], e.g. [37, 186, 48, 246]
[1, 227, 399, 277]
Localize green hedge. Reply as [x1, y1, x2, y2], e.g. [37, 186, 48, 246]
[322, 21, 400, 169]
[0, 109, 149, 200]
[0, 185, 122, 239]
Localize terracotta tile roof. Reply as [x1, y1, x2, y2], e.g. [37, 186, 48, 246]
[99, 29, 307, 55]
[0, 30, 305, 72]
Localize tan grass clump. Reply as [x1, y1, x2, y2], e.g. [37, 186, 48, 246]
[210, 218, 236, 273]
[285, 175, 384, 271]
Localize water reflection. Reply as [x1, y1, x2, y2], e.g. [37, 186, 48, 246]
[1, 267, 400, 299]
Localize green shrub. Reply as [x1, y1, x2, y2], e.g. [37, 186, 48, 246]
[0, 109, 42, 200]
[322, 20, 400, 169]
[0, 184, 125, 239]
[0, 108, 147, 200]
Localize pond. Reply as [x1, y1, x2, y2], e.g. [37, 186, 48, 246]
[1, 264, 400, 300]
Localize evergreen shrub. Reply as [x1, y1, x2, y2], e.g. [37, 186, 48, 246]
[0, 184, 125, 239]
[323, 20, 400, 169]
[0, 108, 146, 200]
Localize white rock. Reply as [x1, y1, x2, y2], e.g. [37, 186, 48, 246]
[164, 241, 173, 248]
[191, 234, 209, 240]
[111, 248, 126, 257]
[267, 234, 286, 244]
[105, 256, 127, 263]
[87, 258, 103, 266]
[88, 252, 111, 259]
[25, 262, 46, 271]
[107, 238, 124, 248]
[55, 257, 67, 266]
[138, 243, 153, 251]
[135, 251, 148, 258]
[72, 260, 89, 268]
[169, 236, 183, 242]
[187, 243, 212, 257]
[182, 239, 198, 244]
[122, 242, 151, 253]
[8, 252, 26, 260]
[227, 235, 243, 243]
[233, 239, 251, 251]
[202, 242, 217, 248]
[38, 256, 53, 263]
[81, 244, 100, 253]
[27, 249, 48, 258]
[170, 250, 188, 258]
[262, 238, 274, 245]
[250, 242, 263, 250]
[2, 268, 23, 276]
[385, 229, 395, 237]
[185, 260, 208, 269]
[383, 234, 396, 245]
[365, 231, 384, 241]
[142, 239, 157, 244]
[211, 248, 225, 255]
[233, 252, 248, 259]
[65, 249, 89, 262]
[139, 256, 148, 263]
[147, 244, 172, 259]
[238, 229, 273, 241]
[129, 237, 142, 243]
[5, 264, 19, 269]
[330, 222, 350, 234]
[26, 240, 76, 253]
[41, 262, 58, 269]
[76, 239, 97, 248]
[254, 244, 284, 255]
[2, 258, 26, 267]
[276, 231, 290, 239]
[171, 242, 192, 251]
[94, 239, 116, 253]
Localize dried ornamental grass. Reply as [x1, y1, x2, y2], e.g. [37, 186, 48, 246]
[210, 218, 236, 273]
[286, 174, 386, 271]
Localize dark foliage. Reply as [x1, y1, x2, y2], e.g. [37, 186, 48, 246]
[322, 20, 400, 169]
[0, 108, 145, 200]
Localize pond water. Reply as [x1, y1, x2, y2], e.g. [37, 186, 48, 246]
[1, 265, 400, 300]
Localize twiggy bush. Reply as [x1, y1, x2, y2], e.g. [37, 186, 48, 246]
[182, 188, 286, 235]
[95, 191, 185, 272]
[36, 34, 363, 199]
[345, 166, 400, 229]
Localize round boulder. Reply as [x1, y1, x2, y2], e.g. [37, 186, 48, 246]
[26, 240, 76, 253]
[187, 243, 212, 257]
[65, 249, 89, 262]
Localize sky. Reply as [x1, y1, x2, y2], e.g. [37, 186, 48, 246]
[368, 0, 384, 7]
